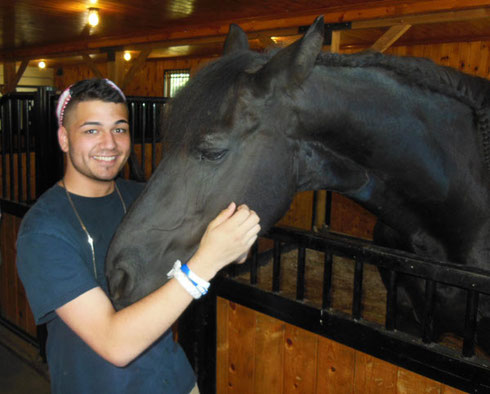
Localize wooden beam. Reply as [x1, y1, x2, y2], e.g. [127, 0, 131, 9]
[120, 49, 152, 90]
[370, 24, 412, 53]
[107, 51, 125, 87]
[352, 7, 490, 29]
[257, 34, 277, 49]
[330, 30, 341, 53]
[2, 59, 28, 94]
[1, 3, 490, 62]
[81, 54, 104, 79]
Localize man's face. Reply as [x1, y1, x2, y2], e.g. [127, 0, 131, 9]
[58, 100, 131, 183]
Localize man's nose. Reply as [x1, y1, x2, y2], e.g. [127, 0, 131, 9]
[100, 130, 117, 149]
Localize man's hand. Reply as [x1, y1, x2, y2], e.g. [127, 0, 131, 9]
[188, 202, 260, 280]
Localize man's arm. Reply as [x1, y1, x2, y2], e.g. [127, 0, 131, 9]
[56, 203, 260, 367]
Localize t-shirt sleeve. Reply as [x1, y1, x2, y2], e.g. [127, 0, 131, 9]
[16, 231, 98, 325]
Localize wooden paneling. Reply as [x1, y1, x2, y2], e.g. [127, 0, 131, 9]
[54, 57, 214, 95]
[216, 298, 468, 394]
[0, 212, 36, 337]
[0, 152, 36, 202]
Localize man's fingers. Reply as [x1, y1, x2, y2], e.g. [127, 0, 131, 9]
[208, 202, 236, 229]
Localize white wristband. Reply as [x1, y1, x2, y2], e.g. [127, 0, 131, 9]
[180, 263, 210, 296]
[167, 261, 202, 299]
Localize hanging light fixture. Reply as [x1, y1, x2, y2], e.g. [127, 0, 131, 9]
[38, 61, 46, 69]
[88, 8, 100, 27]
[123, 52, 132, 61]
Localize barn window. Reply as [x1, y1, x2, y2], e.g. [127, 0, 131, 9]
[163, 69, 190, 97]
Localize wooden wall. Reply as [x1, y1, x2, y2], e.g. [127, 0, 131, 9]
[0, 212, 36, 337]
[53, 56, 216, 95]
[216, 298, 466, 394]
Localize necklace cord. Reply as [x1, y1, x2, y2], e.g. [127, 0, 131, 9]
[61, 179, 127, 278]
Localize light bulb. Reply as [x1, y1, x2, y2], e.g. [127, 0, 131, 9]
[88, 8, 99, 27]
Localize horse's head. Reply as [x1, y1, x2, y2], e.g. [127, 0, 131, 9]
[105, 17, 325, 309]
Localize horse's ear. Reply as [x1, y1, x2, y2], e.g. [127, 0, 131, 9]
[254, 16, 324, 91]
[223, 24, 250, 55]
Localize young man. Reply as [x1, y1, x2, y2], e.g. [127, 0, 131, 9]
[16, 79, 260, 393]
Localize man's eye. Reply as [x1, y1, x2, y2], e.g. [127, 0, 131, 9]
[114, 128, 127, 134]
[85, 129, 98, 134]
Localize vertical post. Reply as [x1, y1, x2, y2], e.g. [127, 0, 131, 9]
[35, 87, 63, 197]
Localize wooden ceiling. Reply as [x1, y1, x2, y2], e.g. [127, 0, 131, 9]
[1, 0, 490, 67]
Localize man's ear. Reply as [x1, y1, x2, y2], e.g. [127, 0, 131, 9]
[58, 126, 69, 153]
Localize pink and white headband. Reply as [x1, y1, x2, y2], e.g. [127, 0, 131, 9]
[56, 79, 126, 127]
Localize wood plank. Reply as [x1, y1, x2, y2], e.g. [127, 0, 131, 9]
[227, 301, 256, 393]
[354, 351, 397, 393]
[283, 324, 318, 394]
[396, 368, 442, 393]
[331, 30, 341, 54]
[216, 297, 230, 394]
[121, 48, 152, 90]
[352, 7, 490, 29]
[441, 385, 469, 393]
[81, 54, 104, 79]
[316, 336, 355, 394]
[330, 193, 377, 240]
[371, 24, 412, 53]
[254, 311, 285, 393]
[4, 3, 490, 61]
[107, 51, 125, 87]
[277, 191, 314, 231]
[2, 59, 29, 94]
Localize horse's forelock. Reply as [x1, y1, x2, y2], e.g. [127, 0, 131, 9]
[160, 51, 266, 151]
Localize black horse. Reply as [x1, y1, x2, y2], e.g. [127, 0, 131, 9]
[105, 17, 490, 347]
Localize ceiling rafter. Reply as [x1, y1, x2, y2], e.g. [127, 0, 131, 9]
[1, 3, 490, 64]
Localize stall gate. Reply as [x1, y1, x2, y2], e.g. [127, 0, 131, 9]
[1, 88, 489, 394]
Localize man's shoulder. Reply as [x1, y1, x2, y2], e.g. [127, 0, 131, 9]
[19, 185, 70, 237]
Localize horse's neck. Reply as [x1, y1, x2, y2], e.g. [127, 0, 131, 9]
[294, 65, 490, 261]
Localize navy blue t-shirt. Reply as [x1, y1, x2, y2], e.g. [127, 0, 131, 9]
[16, 178, 196, 394]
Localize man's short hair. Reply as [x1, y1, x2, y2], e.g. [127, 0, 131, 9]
[58, 78, 127, 127]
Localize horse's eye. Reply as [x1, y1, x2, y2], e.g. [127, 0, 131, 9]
[200, 149, 228, 161]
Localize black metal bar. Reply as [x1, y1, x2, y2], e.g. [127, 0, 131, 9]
[23, 99, 32, 202]
[16, 99, 23, 202]
[216, 277, 490, 394]
[272, 240, 281, 293]
[1, 102, 7, 198]
[422, 280, 436, 344]
[325, 190, 332, 227]
[462, 290, 479, 358]
[140, 103, 147, 174]
[35, 88, 62, 197]
[7, 98, 15, 201]
[250, 242, 258, 285]
[311, 190, 318, 230]
[322, 250, 333, 310]
[385, 270, 397, 331]
[265, 227, 490, 295]
[296, 247, 306, 301]
[352, 258, 364, 320]
[151, 102, 157, 173]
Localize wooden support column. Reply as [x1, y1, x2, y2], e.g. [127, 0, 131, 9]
[81, 54, 104, 79]
[107, 51, 125, 86]
[371, 24, 411, 53]
[2, 60, 28, 94]
[121, 49, 151, 90]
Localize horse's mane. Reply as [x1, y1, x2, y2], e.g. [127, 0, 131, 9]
[320, 51, 490, 171]
[318, 51, 490, 109]
[160, 51, 266, 151]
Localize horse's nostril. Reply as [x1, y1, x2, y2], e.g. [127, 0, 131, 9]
[108, 268, 133, 303]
